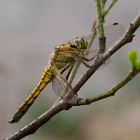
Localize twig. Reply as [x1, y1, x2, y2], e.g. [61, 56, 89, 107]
[92, 0, 118, 31]
[71, 68, 140, 106]
[101, 0, 108, 8]
[95, 0, 106, 53]
[103, 0, 118, 17]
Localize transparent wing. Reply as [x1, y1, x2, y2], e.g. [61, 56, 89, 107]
[52, 75, 75, 100]
[104, 23, 124, 47]
[85, 23, 125, 58]
[51, 60, 76, 100]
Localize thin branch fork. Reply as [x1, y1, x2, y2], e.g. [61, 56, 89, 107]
[4, 11, 140, 140]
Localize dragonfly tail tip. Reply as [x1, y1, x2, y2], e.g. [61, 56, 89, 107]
[8, 117, 19, 124]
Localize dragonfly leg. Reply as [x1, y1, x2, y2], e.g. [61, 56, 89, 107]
[82, 55, 96, 62]
[80, 55, 98, 68]
[81, 60, 92, 68]
[65, 64, 74, 80]
[60, 63, 74, 80]
[60, 63, 72, 74]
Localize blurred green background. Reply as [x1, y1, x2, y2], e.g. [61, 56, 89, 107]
[1, 1, 140, 140]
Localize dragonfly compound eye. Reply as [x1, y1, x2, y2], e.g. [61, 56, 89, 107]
[75, 37, 87, 49]
[73, 39, 79, 46]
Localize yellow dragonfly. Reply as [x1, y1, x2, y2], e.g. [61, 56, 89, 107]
[9, 23, 124, 123]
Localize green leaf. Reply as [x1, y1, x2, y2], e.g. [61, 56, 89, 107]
[136, 61, 140, 70]
[128, 50, 138, 68]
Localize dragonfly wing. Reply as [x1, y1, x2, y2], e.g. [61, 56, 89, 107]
[51, 60, 76, 101]
[52, 74, 76, 100]
[105, 23, 124, 47]
[86, 23, 124, 55]
[52, 75, 63, 96]
[85, 23, 125, 49]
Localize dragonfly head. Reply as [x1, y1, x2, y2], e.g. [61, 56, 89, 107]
[71, 37, 88, 50]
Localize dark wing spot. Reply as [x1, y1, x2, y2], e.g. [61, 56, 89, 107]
[113, 22, 119, 26]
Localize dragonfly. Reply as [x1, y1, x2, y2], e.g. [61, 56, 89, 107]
[9, 23, 124, 123]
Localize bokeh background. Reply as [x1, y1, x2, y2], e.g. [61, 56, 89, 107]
[1, 0, 140, 140]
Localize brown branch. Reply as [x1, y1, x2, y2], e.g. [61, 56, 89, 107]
[4, 11, 140, 140]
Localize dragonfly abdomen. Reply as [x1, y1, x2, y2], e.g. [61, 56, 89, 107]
[9, 67, 53, 123]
